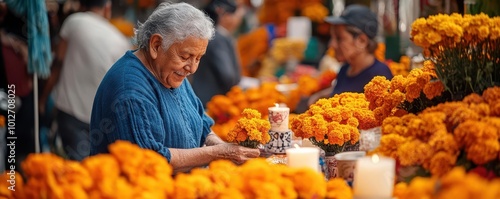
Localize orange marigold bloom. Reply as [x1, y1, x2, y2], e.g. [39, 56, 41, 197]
[429, 129, 459, 153]
[423, 80, 444, 99]
[326, 178, 353, 199]
[489, 100, 500, 117]
[462, 93, 484, 104]
[376, 134, 406, 159]
[482, 86, 500, 104]
[466, 140, 500, 165]
[425, 151, 457, 176]
[397, 139, 433, 166]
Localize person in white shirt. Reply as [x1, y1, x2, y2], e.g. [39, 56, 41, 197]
[40, 0, 131, 161]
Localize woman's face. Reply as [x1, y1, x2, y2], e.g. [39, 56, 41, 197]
[329, 25, 363, 63]
[152, 36, 208, 88]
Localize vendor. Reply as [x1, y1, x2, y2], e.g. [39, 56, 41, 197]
[90, 2, 259, 173]
[308, 4, 393, 105]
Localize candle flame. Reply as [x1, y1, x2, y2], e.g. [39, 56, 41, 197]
[372, 154, 380, 163]
[275, 103, 280, 107]
[294, 144, 300, 149]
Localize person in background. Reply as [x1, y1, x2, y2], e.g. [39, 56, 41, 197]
[0, 3, 33, 174]
[308, 4, 393, 105]
[190, 0, 245, 107]
[90, 2, 259, 173]
[39, 0, 131, 161]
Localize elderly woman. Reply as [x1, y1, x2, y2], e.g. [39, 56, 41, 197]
[90, 2, 259, 172]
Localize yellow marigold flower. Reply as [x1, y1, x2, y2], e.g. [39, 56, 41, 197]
[347, 117, 359, 127]
[364, 76, 391, 102]
[422, 60, 436, 73]
[326, 178, 353, 199]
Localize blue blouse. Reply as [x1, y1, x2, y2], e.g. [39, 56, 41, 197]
[332, 59, 393, 96]
[90, 50, 214, 161]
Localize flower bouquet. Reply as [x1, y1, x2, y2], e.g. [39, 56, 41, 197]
[411, 13, 500, 100]
[227, 109, 271, 148]
[372, 87, 500, 182]
[291, 93, 379, 154]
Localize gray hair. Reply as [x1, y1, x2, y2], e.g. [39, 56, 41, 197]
[134, 2, 215, 51]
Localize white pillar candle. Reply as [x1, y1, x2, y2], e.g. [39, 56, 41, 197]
[268, 104, 290, 132]
[286, 147, 319, 172]
[353, 155, 395, 199]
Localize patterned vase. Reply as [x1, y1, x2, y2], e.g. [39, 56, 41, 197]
[264, 130, 292, 154]
[324, 152, 339, 180]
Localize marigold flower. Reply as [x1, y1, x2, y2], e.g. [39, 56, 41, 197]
[424, 151, 457, 176]
[466, 140, 500, 165]
[326, 178, 353, 199]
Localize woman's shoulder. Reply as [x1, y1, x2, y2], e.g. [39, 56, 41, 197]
[368, 59, 393, 77]
[100, 51, 156, 96]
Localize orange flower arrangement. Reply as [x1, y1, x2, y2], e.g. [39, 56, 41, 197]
[411, 13, 500, 100]
[2, 143, 354, 199]
[393, 167, 500, 199]
[373, 87, 500, 178]
[7, 141, 174, 199]
[227, 109, 271, 148]
[291, 92, 378, 153]
[364, 60, 445, 121]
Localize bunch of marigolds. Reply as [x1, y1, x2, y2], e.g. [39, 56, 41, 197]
[364, 60, 445, 120]
[0, 141, 354, 199]
[372, 86, 500, 177]
[411, 13, 500, 100]
[393, 167, 500, 199]
[227, 109, 271, 148]
[291, 92, 379, 153]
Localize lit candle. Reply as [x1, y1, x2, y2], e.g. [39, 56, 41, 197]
[353, 155, 395, 199]
[286, 145, 320, 172]
[268, 103, 290, 132]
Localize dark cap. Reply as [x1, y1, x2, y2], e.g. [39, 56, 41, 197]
[325, 5, 378, 39]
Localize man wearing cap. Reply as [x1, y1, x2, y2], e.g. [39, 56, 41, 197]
[308, 4, 393, 104]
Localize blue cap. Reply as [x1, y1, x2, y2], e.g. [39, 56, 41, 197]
[325, 5, 379, 39]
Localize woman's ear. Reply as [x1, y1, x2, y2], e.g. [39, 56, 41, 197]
[355, 34, 370, 51]
[149, 34, 163, 59]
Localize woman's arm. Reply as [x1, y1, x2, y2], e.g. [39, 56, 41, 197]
[169, 143, 259, 173]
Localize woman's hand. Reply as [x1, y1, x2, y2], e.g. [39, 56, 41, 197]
[214, 143, 260, 165]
